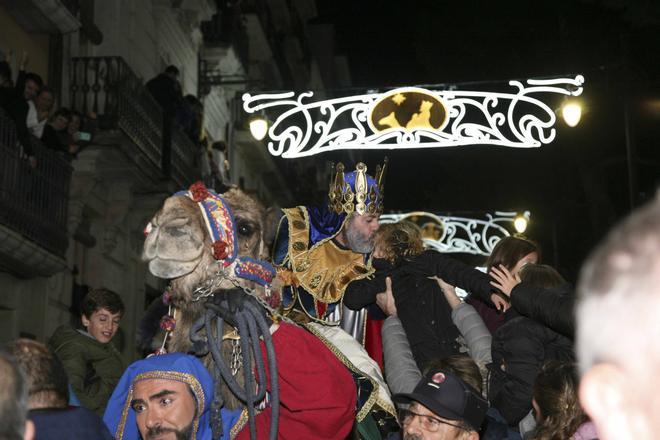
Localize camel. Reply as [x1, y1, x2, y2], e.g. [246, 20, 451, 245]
[142, 182, 396, 438]
[142, 184, 272, 405]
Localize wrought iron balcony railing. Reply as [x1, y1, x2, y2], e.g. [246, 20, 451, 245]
[0, 109, 72, 257]
[69, 56, 199, 187]
[170, 124, 199, 188]
[70, 56, 163, 171]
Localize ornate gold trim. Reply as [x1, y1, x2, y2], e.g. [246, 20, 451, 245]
[282, 207, 373, 304]
[115, 371, 205, 440]
[328, 160, 387, 216]
[115, 387, 133, 440]
[229, 408, 249, 438]
[303, 323, 378, 422]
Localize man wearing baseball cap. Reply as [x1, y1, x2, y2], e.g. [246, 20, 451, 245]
[394, 369, 488, 439]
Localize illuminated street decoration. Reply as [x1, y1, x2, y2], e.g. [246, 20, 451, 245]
[380, 210, 530, 256]
[368, 88, 449, 134]
[242, 76, 584, 158]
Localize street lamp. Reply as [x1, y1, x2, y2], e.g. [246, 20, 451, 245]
[249, 115, 269, 141]
[561, 100, 582, 127]
[513, 212, 530, 234]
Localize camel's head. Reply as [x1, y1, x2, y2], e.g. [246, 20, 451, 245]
[142, 183, 274, 304]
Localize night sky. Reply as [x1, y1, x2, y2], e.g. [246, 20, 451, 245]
[278, 0, 660, 280]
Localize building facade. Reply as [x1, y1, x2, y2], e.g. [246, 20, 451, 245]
[0, 0, 348, 362]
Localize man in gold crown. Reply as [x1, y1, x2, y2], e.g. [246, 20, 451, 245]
[272, 159, 399, 437]
[272, 159, 387, 341]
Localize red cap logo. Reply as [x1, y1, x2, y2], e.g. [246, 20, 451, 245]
[432, 372, 446, 384]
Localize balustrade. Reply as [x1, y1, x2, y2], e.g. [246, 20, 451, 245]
[70, 56, 199, 187]
[0, 109, 71, 257]
[69, 56, 163, 170]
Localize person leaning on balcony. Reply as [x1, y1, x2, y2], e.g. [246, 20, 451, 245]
[26, 86, 55, 139]
[49, 288, 126, 416]
[41, 108, 81, 158]
[0, 60, 36, 167]
[146, 65, 182, 118]
[66, 109, 98, 156]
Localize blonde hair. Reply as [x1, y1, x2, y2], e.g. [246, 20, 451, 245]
[374, 221, 424, 265]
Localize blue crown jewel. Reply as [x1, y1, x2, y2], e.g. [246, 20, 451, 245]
[328, 158, 388, 216]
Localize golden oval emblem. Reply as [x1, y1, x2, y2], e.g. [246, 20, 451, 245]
[368, 87, 449, 134]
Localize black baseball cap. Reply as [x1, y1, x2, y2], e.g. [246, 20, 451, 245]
[393, 369, 489, 431]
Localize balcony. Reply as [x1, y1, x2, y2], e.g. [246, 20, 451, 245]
[0, 109, 71, 277]
[69, 56, 199, 188]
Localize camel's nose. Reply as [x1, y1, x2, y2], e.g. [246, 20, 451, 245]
[142, 222, 159, 261]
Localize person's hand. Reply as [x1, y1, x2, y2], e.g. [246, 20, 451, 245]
[68, 144, 80, 155]
[433, 276, 461, 309]
[27, 156, 37, 168]
[489, 264, 521, 297]
[375, 277, 397, 316]
[491, 293, 510, 312]
[87, 111, 97, 119]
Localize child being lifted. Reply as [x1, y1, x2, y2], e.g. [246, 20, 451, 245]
[344, 220, 499, 370]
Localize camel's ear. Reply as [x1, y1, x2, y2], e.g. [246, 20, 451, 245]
[263, 207, 283, 251]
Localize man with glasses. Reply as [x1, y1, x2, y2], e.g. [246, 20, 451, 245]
[394, 369, 488, 440]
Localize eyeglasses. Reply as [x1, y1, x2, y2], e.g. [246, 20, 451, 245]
[399, 408, 469, 433]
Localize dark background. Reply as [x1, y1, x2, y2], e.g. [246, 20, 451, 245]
[272, 0, 660, 282]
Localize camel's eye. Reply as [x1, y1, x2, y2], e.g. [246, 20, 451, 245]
[236, 220, 255, 237]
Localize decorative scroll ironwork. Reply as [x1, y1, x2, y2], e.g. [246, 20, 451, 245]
[70, 56, 163, 169]
[380, 211, 527, 256]
[0, 109, 72, 257]
[242, 76, 584, 158]
[69, 56, 199, 187]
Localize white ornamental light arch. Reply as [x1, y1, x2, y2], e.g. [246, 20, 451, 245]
[379, 210, 530, 256]
[242, 75, 584, 159]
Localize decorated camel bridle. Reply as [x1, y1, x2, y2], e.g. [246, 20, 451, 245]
[145, 182, 283, 440]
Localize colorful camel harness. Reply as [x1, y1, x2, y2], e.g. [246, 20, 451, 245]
[144, 181, 276, 287]
[144, 182, 281, 440]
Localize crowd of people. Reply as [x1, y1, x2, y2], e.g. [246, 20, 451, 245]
[0, 124, 658, 438]
[1, 55, 227, 193]
[0, 52, 96, 166]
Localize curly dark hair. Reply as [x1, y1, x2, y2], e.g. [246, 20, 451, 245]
[373, 220, 424, 265]
[532, 361, 589, 440]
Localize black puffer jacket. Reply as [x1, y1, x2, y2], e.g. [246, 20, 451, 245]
[488, 311, 574, 426]
[345, 250, 495, 370]
[510, 283, 575, 339]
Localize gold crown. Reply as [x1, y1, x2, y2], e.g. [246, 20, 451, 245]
[328, 158, 388, 216]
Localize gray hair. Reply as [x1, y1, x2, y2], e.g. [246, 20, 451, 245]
[0, 349, 29, 440]
[576, 193, 660, 375]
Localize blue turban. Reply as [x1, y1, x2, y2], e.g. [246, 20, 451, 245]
[103, 353, 241, 440]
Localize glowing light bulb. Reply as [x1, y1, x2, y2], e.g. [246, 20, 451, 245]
[514, 215, 528, 234]
[249, 117, 269, 140]
[562, 102, 582, 127]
